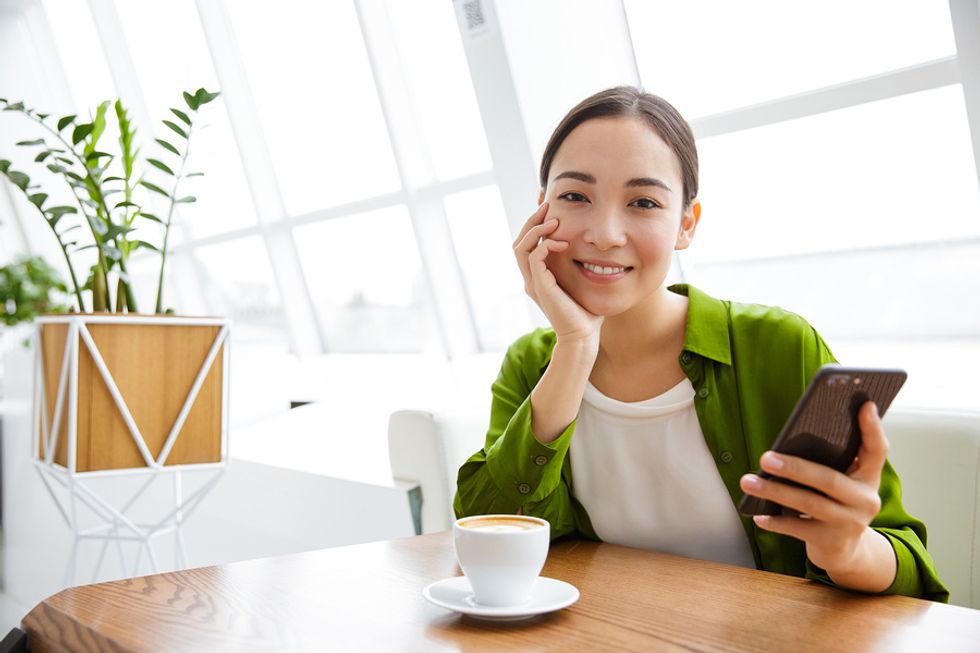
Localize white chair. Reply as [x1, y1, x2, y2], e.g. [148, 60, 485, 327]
[388, 406, 980, 608]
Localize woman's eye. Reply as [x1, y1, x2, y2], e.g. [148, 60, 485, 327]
[558, 192, 588, 203]
[631, 198, 661, 210]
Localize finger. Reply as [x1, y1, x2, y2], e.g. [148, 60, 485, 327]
[759, 451, 874, 509]
[527, 238, 567, 287]
[739, 473, 850, 523]
[512, 202, 550, 248]
[850, 401, 889, 485]
[752, 514, 822, 542]
[515, 218, 560, 255]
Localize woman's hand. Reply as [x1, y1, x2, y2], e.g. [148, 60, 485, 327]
[738, 402, 898, 593]
[513, 202, 603, 347]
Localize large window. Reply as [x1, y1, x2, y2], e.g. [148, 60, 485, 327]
[625, 0, 980, 408]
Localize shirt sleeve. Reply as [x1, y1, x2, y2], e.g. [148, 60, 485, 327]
[453, 330, 579, 539]
[800, 328, 950, 602]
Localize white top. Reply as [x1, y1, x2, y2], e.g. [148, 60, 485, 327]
[569, 377, 756, 568]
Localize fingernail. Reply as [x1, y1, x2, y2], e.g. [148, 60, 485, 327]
[754, 515, 771, 527]
[742, 474, 762, 491]
[762, 452, 784, 471]
[872, 402, 879, 417]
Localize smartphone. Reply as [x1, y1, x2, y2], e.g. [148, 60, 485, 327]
[738, 364, 906, 516]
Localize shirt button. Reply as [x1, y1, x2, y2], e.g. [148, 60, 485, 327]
[518, 483, 532, 495]
[533, 455, 548, 466]
[720, 451, 734, 463]
[681, 352, 693, 364]
[697, 387, 710, 398]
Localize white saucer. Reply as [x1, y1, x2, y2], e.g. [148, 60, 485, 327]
[422, 576, 579, 621]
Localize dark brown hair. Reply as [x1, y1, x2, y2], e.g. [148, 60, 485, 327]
[539, 86, 699, 208]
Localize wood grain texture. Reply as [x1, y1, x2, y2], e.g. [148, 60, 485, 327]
[21, 532, 980, 652]
[38, 318, 223, 471]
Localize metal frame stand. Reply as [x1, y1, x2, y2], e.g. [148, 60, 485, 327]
[31, 315, 231, 586]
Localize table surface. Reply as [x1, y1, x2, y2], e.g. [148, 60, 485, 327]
[21, 531, 980, 653]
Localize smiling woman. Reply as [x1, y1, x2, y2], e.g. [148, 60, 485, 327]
[454, 86, 948, 604]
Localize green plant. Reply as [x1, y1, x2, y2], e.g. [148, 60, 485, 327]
[0, 254, 68, 326]
[0, 88, 219, 313]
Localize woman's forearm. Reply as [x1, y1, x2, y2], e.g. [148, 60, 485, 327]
[825, 528, 897, 593]
[529, 338, 597, 443]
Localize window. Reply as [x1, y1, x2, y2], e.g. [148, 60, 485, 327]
[624, 0, 956, 118]
[444, 185, 531, 350]
[293, 206, 441, 353]
[114, 0, 258, 239]
[226, 0, 401, 217]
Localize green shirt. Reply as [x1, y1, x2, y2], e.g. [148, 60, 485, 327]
[454, 284, 948, 602]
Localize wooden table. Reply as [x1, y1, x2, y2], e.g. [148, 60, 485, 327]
[20, 532, 980, 652]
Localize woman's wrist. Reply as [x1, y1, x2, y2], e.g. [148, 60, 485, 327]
[824, 528, 897, 594]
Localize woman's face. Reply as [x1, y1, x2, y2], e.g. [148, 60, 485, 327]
[542, 116, 699, 317]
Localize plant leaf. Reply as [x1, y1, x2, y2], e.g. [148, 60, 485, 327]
[0, 160, 9, 173]
[154, 138, 180, 156]
[138, 212, 163, 223]
[103, 176, 124, 183]
[170, 107, 191, 125]
[183, 91, 199, 112]
[133, 240, 160, 252]
[3, 102, 24, 111]
[45, 163, 66, 174]
[185, 171, 205, 177]
[55, 156, 74, 165]
[34, 151, 52, 163]
[194, 88, 220, 107]
[72, 123, 94, 145]
[100, 244, 123, 261]
[57, 115, 76, 131]
[175, 195, 197, 204]
[162, 120, 187, 139]
[146, 158, 175, 176]
[115, 200, 139, 209]
[16, 138, 45, 146]
[105, 224, 135, 240]
[139, 179, 170, 197]
[7, 171, 30, 190]
[85, 151, 113, 162]
[28, 193, 48, 208]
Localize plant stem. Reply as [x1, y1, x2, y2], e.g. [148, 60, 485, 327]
[154, 126, 191, 314]
[31, 115, 116, 309]
[29, 202, 86, 312]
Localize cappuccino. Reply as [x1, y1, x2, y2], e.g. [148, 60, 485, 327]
[457, 516, 542, 532]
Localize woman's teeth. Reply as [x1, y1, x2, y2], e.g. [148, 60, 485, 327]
[582, 262, 626, 275]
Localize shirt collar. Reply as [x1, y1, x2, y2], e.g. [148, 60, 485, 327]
[669, 283, 733, 366]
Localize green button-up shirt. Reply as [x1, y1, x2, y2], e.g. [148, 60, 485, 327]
[454, 284, 948, 602]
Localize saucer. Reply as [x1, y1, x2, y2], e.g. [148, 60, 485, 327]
[422, 576, 579, 621]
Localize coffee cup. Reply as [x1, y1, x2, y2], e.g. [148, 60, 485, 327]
[453, 514, 550, 606]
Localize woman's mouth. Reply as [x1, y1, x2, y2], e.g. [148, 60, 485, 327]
[574, 260, 633, 282]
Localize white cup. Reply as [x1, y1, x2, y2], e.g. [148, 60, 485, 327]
[453, 514, 550, 607]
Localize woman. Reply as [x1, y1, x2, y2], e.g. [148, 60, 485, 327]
[454, 86, 947, 601]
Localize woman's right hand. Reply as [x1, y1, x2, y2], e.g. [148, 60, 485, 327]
[513, 202, 603, 348]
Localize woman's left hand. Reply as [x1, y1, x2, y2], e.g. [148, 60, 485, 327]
[739, 401, 897, 592]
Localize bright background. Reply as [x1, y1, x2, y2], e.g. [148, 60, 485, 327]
[2, 0, 979, 415]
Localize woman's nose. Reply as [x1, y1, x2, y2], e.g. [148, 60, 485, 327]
[584, 209, 628, 250]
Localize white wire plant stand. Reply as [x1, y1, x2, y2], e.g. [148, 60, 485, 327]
[31, 314, 231, 586]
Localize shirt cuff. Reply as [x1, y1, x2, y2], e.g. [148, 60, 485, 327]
[484, 396, 575, 505]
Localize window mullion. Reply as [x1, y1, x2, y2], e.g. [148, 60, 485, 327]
[949, 0, 980, 199]
[354, 0, 479, 357]
[194, 0, 323, 355]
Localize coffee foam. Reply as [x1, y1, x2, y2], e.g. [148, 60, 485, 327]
[458, 516, 542, 531]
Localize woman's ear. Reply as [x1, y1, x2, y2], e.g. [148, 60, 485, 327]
[675, 199, 701, 251]
[538, 189, 545, 206]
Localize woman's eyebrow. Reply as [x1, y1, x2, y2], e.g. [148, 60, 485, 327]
[553, 170, 672, 193]
[553, 170, 595, 183]
[626, 177, 672, 193]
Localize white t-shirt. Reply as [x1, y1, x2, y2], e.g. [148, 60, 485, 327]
[569, 377, 756, 568]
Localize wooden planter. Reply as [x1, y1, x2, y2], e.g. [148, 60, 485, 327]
[34, 314, 230, 473]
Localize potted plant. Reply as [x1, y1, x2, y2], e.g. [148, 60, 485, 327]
[0, 90, 230, 473]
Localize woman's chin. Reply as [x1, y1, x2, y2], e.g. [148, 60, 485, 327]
[571, 292, 632, 318]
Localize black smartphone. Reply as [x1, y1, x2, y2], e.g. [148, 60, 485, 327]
[738, 364, 906, 516]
